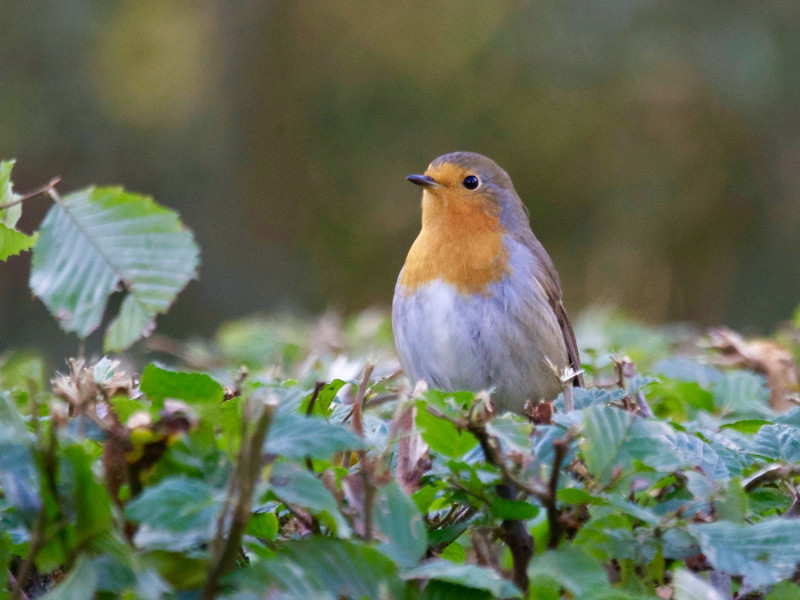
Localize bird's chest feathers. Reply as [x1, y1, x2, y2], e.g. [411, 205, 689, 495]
[399, 196, 511, 295]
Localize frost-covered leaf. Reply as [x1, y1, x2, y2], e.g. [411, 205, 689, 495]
[30, 186, 199, 351]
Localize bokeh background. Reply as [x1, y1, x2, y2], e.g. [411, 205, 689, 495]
[2, 1, 799, 357]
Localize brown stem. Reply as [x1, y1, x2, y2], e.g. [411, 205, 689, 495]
[0, 177, 61, 212]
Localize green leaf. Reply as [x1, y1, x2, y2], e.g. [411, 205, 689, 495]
[374, 481, 427, 566]
[64, 444, 112, 544]
[416, 404, 479, 458]
[554, 386, 626, 412]
[269, 462, 350, 535]
[264, 413, 363, 459]
[245, 511, 278, 540]
[750, 424, 800, 462]
[672, 569, 725, 600]
[721, 419, 769, 434]
[41, 556, 100, 600]
[712, 371, 773, 418]
[0, 223, 36, 261]
[125, 477, 220, 551]
[402, 561, 520, 598]
[489, 497, 540, 520]
[528, 545, 610, 597]
[140, 364, 224, 405]
[581, 405, 634, 484]
[0, 159, 21, 227]
[239, 538, 406, 600]
[29, 186, 199, 351]
[766, 581, 800, 600]
[691, 518, 800, 588]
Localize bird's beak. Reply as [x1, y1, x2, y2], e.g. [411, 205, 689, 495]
[406, 174, 441, 189]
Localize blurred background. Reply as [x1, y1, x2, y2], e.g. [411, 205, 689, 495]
[1, 1, 799, 358]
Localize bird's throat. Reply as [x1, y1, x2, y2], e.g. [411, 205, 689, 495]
[399, 191, 510, 295]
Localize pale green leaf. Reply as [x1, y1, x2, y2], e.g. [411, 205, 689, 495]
[30, 186, 198, 351]
[673, 569, 725, 600]
[692, 518, 800, 588]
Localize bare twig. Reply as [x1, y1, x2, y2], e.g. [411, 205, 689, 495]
[0, 177, 61, 212]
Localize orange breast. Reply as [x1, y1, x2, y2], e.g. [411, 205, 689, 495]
[399, 190, 510, 295]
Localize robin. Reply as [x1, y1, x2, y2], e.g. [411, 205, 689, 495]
[392, 152, 583, 413]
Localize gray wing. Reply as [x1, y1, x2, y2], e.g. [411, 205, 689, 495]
[526, 235, 584, 387]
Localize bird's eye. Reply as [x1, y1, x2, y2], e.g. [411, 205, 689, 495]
[462, 175, 479, 190]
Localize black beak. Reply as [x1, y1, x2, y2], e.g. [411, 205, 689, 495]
[406, 174, 440, 189]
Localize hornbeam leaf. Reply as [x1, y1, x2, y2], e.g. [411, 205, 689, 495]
[30, 187, 199, 351]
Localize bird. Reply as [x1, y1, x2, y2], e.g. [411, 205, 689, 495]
[392, 151, 583, 413]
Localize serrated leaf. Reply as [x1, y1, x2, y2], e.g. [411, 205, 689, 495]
[692, 518, 800, 588]
[0, 224, 36, 261]
[403, 561, 520, 598]
[264, 413, 363, 459]
[30, 186, 198, 351]
[139, 364, 224, 405]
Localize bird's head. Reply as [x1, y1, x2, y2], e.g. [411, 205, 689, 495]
[407, 151, 527, 231]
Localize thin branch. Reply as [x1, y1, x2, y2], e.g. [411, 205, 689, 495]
[0, 177, 61, 212]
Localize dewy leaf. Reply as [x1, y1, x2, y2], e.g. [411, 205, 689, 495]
[691, 518, 800, 588]
[30, 186, 199, 351]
